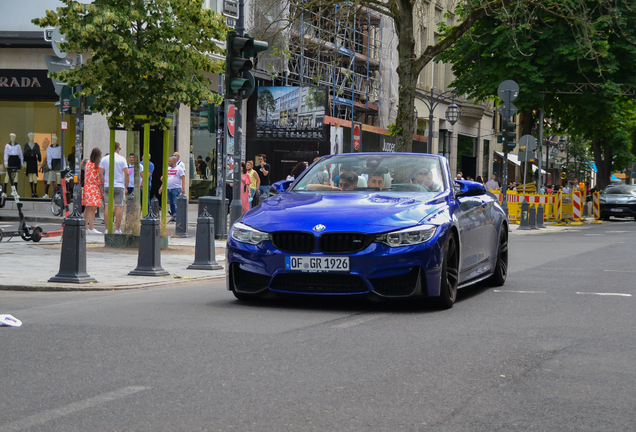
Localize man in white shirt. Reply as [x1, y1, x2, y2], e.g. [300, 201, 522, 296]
[485, 175, 499, 192]
[159, 156, 185, 222]
[173, 151, 186, 172]
[100, 142, 129, 234]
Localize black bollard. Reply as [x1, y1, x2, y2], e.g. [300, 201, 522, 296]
[518, 199, 531, 230]
[537, 204, 545, 228]
[49, 216, 96, 283]
[151, 196, 160, 218]
[129, 212, 169, 276]
[175, 193, 189, 238]
[528, 204, 537, 229]
[188, 208, 222, 270]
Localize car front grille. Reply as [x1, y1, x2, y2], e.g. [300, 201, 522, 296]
[319, 233, 372, 253]
[271, 231, 315, 253]
[232, 263, 271, 293]
[271, 273, 369, 294]
[370, 268, 421, 297]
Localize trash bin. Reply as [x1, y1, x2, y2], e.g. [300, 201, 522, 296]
[198, 196, 228, 239]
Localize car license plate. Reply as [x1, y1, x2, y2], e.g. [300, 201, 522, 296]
[285, 256, 349, 273]
[610, 208, 623, 212]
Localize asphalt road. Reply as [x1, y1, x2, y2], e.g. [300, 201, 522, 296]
[1, 221, 635, 431]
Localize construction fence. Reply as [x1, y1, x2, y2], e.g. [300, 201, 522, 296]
[490, 190, 597, 223]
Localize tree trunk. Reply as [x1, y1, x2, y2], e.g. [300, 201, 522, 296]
[394, 2, 417, 153]
[592, 138, 612, 190]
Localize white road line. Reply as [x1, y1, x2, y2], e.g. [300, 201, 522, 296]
[333, 314, 382, 329]
[584, 234, 605, 236]
[493, 290, 547, 294]
[576, 292, 632, 297]
[604, 270, 636, 273]
[0, 386, 150, 431]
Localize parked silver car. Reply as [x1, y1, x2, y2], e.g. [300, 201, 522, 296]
[599, 184, 636, 220]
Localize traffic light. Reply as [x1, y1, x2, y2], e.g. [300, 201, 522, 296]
[199, 101, 216, 133]
[502, 119, 517, 152]
[225, 31, 254, 100]
[243, 33, 269, 59]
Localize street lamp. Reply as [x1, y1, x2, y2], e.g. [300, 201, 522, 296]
[558, 137, 567, 152]
[415, 88, 461, 154]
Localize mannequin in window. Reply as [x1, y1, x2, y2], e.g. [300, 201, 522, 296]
[43, 135, 61, 199]
[24, 132, 42, 197]
[4, 133, 23, 195]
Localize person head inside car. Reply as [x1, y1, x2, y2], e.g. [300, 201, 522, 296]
[411, 167, 441, 191]
[339, 171, 358, 191]
[368, 169, 387, 190]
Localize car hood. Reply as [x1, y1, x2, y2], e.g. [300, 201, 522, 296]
[241, 191, 447, 233]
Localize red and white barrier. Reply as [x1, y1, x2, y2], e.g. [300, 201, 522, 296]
[572, 192, 582, 220]
[593, 191, 600, 219]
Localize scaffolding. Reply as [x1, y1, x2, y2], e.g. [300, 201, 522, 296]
[252, 4, 385, 125]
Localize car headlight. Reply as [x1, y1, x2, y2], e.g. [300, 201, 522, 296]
[231, 222, 270, 245]
[375, 225, 437, 247]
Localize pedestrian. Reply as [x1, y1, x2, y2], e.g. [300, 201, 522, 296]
[539, 183, 547, 194]
[245, 160, 260, 208]
[485, 175, 499, 191]
[256, 154, 271, 202]
[173, 151, 186, 172]
[140, 153, 154, 207]
[241, 162, 251, 214]
[127, 153, 143, 197]
[288, 162, 307, 181]
[562, 184, 570, 194]
[83, 147, 104, 234]
[159, 156, 185, 222]
[456, 171, 463, 180]
[100, 142, 129, 234]
[475, 175, 484, 184]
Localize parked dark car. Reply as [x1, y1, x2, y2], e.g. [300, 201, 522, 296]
[599, 184, 636, 220]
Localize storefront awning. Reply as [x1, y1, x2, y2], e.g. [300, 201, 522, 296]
[494, 151, 546, 174]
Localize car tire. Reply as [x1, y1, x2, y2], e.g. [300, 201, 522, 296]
[601, 215, 610, 221]
[487, 225, 508, 287]
[435, 232, 459, 309]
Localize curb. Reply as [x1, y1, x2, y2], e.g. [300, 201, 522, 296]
[0, 274, 226, 292]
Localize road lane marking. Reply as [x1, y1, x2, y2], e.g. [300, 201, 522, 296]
[0, 386, 150, 431]
[333, 314, 383, 329]
[576, 292, 632, 297]
[584, 234, 605, 236]
[493, 290, 546, 294]
[604, 270, 636, 273]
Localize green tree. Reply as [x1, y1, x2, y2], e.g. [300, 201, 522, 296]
[256, 0, 611, 152]
[32, 0, 227, 131]
[437, 0, 636, 188]
[258, 88, 276, 123]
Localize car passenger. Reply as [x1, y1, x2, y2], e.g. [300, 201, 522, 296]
[339, 171, 358, 191]
[411, 168, 442, 192]
[368, 170, 386, 190]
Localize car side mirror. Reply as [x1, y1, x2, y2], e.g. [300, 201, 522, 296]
[270, 180, 294, 196]
[455, 180, 487, 197]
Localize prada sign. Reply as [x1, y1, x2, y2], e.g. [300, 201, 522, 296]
[0, 69, 58, 100]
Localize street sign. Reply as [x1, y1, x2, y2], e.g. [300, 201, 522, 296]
[61, 121, 68, 130]
[44, 55, 74, 96]
[498, 80, 519, 119]
[518, 135, 537, 152]
[227, 105, 235, 137]
[51, 27, 68, 58]
[353, 124, 361, 151]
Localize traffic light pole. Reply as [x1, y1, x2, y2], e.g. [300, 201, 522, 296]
[229, 0, 246, 228]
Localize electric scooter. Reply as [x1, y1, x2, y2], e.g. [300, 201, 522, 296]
[0, 168, 43, 243]
[36, 168, 73, 241]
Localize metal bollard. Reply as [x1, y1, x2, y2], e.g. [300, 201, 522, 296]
[49, 216, 96, 283]
[518, 199, 531, 230]
[151, 196, 160, 218]
[129, 212, 169, 276]
[528, 204, 537, 229]
[175, 194, 189, 238]
[536, 204, 545, 228]
[188, 208, 222, 270]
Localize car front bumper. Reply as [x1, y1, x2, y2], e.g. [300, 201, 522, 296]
[599, 203, 636, 218]
[226, 231, 448, 299]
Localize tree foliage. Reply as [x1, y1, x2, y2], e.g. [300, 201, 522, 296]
[437, 0, 636, 188]
[33, 0, 227, 130]
[256, 0, 614, 153]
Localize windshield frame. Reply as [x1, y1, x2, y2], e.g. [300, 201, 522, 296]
[291, 153, 448, 194]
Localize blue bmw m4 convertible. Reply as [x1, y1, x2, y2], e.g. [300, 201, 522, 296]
[226, 153, 508, 308]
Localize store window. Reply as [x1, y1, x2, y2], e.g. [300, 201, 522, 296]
[0, 100, 75, 199]
[189, 106, 216, 200]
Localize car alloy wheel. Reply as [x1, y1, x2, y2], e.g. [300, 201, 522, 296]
[488, 226, 508, 286]
[436, 233, 459, 309]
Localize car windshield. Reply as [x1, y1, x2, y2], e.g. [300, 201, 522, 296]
[604, 185, 636, 195]
[291, 154, 446, 193]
